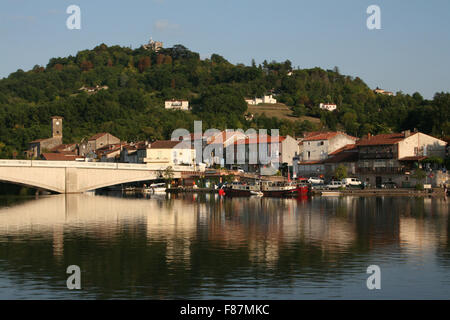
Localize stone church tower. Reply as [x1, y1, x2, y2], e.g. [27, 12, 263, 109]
[52, 116, 63, 139]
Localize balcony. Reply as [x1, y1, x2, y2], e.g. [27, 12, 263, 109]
[359, 152, 395, 160]
[357, 167, 405, 174]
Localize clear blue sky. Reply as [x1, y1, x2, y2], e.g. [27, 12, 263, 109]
[1, 0, 449, 99]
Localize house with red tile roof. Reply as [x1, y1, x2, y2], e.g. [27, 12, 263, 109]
[145, 140, 195, 166]
[301, 131, 357, 162]
[87, 132, 120, 151]
[356, 130, 447, 187]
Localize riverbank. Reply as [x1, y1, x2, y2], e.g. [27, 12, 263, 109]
[166, 187, 447, 197]
[312, 188, 446, 197]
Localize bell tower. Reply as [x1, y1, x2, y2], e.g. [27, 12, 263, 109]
[52, 116, 63, 139]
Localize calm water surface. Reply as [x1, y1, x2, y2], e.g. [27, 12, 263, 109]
[0, 193, 449, 299]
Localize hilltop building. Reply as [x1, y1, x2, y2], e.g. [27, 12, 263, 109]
[143, 38, 163, 52]
[374, 87, 394, 96]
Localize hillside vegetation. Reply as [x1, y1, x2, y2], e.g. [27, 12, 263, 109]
[0, 43, 448, 158]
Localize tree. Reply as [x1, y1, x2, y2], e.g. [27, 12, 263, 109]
[163, 166, 174, 185]
[335, 164, 348, 180]
[412, 168, 426, 185]
[193, 85, 247, 116]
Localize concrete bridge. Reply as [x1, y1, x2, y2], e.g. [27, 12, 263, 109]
[0, 160, 197, 194]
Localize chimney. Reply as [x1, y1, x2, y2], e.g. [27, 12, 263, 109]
[403, 130, 411, 138]
[367, 133, 372, 140]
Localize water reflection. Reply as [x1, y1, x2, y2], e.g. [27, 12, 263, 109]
[0, 194, 448, 299]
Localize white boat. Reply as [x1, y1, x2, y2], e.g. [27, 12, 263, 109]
[250, 190, 264, 197]
[150, 183, 167, 193]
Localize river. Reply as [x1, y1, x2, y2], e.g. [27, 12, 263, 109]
[0, 193, 448, 299]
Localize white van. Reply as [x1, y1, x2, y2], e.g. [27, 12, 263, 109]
[342, 178, 362, 187]
[327, 181, 345, 189]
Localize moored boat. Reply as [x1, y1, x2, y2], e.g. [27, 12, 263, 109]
[149, 183, 167, 193]
[224, 182, 261, 197]
[261, 181, 308, 197]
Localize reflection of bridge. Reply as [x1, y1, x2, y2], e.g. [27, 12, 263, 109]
[0, 160, 197, 194]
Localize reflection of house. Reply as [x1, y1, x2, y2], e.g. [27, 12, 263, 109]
[145, 140, 195, 165]
[28, 117, 63, 158]
[165, 100, 189, 110]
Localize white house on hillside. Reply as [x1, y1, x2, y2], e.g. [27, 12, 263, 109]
[319, 103, 337, 111]
[165, 100, 189, 111]
[245, 95, 277, 105]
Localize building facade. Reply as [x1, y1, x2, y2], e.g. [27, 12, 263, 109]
[165, 100, 190, 110]
[145, 140, 195, 166]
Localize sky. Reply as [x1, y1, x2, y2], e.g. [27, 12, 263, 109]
[1, 0, 449, 99]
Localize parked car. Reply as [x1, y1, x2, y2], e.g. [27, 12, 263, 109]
[308, 177, 325, 185]
[342, 178, 362, 187]
[327, 180, 346, 189]
[380, 181, 398, 189]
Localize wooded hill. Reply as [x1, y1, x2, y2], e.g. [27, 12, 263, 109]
[0, 43, 448, 158]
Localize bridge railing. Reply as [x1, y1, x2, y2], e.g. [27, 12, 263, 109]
[0, 159, 200, 172]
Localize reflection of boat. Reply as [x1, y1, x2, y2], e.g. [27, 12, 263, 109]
[321, 191, 341, 197]
[261, 181, 308, 197]
[123, 186, 136, 193]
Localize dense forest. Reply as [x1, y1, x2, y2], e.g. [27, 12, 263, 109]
[0, 43, 448, 158]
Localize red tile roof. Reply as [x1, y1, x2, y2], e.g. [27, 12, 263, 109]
[299, 160, 324, 165]
[233, 135, 286, 145]
[303, 131, 357, 142]
[324, 152, 358, 163]
[399, 156, 428, 161]
[42, 153, 83, 161]
[329, 144, 357, 155]
[357, 133, 415, 146]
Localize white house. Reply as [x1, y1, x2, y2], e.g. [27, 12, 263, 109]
[145, 140, 195, 166]
[319, 103, 337, 112]
[302, 132, 357, 162]
[262, 95, 277, 104]
[245, 95, 277, 105]
[165, 100, 189, 110]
